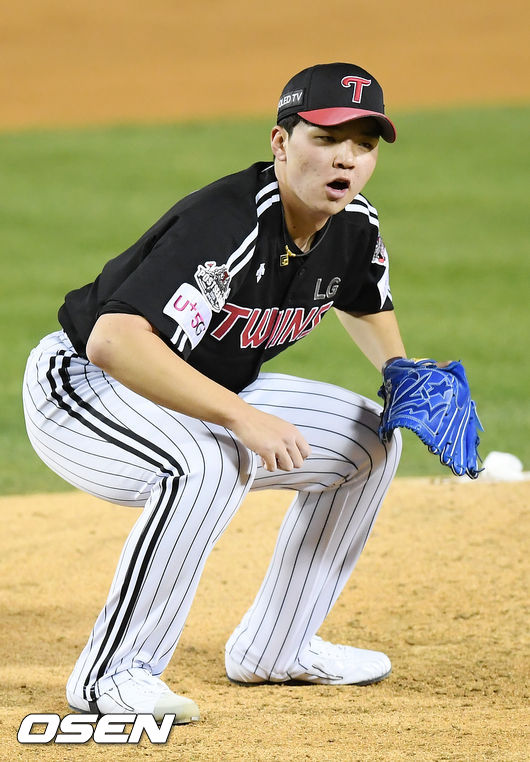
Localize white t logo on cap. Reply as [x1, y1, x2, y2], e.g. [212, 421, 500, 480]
[341, 76, 372, 104]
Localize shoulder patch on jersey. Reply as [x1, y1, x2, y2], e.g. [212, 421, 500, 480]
[163, 282, 212, 349]
[372, 235, 387, 265]
[371, 235, 392, 308]
[194, 261, 232, 313]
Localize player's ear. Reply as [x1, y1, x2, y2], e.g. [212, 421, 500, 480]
[271, 126, 288, 162]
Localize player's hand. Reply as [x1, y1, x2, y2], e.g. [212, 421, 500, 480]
[230, 407, 311, 472]
[407, 357, 452, 370]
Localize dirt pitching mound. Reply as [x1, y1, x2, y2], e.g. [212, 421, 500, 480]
[1, 479, 528, 760]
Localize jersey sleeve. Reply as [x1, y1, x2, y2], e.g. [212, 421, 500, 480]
[98, 190, 258, 358]
[333, 231, 394, 314]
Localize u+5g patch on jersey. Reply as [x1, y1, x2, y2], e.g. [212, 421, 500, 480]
[163, 283, 212, 349]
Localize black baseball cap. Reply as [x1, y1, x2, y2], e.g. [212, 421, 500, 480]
[277, 62, 396, 143]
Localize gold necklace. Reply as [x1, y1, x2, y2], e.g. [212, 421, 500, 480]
[280, 245, 297, 267]
[280, 234, 314, 267]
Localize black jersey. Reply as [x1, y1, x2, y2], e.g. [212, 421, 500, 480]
[59, 162, 393, 393]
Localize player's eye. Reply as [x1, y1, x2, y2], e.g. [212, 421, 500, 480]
[360, 138, 378, 150]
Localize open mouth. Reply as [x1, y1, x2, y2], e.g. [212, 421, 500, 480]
[326, 179, 350, 200]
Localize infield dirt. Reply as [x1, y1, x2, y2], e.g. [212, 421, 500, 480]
[1, 481, 528, 760]
[1, 1, 529, 759]
[2, 0, 529, 130]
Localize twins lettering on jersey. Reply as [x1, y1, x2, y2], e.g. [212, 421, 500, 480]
[164, 282, 334, 352]
[211, 301, 333, 349]
[162, 184, 385, 353]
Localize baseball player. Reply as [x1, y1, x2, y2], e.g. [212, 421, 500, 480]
[23, 62, 406, 724]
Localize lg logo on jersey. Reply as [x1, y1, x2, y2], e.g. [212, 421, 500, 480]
[17, 713, 175, 744]
[314, 277, 341, 300]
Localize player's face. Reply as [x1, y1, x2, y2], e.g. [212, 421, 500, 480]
[272, 118, 379, 225]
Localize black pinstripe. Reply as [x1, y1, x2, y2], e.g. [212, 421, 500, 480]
[23, 333, 401, 695]
[49, 353, 184, 476]
[141, 422, 254, 666]
[226, 373, 401, 679]
[247, 490, 323, 669]
[291, 436, 401, 668]
[26, 351, 158, 477]
[26, 346, 206, 696]
[44, 357, 253, 691]
[87, 475, 181, 698]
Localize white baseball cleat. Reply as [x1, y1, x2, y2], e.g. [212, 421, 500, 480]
[226, 635, 391, 686]
[67, 667, 200, 724]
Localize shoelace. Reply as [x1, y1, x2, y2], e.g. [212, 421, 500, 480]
[310, 635, 351, 655]
[122, 669, 169, 696]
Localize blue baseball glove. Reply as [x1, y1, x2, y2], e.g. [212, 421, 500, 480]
[377, 358, 483, 479]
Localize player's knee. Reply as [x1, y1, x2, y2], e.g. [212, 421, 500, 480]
[371, 427, 401, 483]
[185, 430, 256, 485]
[351, 424, 401, 483]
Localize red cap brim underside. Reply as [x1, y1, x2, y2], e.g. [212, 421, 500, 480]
[298, 107, 396, 143]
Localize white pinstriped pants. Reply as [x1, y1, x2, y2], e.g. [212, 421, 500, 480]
[23, 330, 401, 699]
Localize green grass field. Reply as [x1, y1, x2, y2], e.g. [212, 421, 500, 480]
[1, 105, 528, 494]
